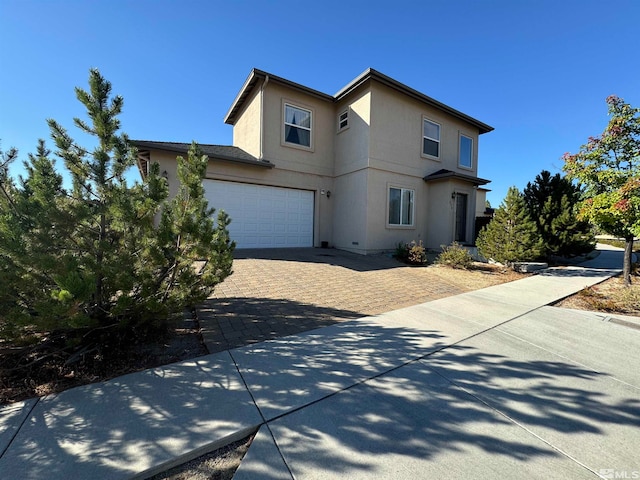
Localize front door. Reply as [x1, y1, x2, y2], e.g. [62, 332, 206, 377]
[455, 193, 468, 243]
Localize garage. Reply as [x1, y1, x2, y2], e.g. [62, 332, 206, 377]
[203, 180, 314, 248]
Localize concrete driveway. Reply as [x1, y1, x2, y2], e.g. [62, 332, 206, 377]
[199, 248, 470, 353]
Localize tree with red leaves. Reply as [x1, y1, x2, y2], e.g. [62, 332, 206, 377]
[564, 96, 640, 286]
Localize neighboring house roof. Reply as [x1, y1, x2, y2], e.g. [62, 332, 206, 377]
[423, 169, 491, 186]
[131, 141, 273, 178]
[224, 68, 494, 135]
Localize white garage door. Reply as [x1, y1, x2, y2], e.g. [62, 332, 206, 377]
[203, 180, 314, 248]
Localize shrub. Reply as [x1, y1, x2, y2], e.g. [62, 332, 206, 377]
[394, 240, 427, 265]
[407, 240, 427, 265]
[394, 241, 409, 262]
[436, 242, 473, 269]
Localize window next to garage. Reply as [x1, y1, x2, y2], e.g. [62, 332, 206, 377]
[388, 186, 414, 227]
[284, 103, 312, 148]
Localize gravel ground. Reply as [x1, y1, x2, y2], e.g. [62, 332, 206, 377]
[147, 433, 255, 480]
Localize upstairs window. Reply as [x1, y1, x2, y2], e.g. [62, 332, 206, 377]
[284, 104, 312, 148]
[422, 118, 440, 158]
[388, 187, 414, 226]
[459, 134, 473, 168]
[338, 110, 349, 132]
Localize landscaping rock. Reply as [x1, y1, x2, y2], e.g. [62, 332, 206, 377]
[513, 262, 548, 273]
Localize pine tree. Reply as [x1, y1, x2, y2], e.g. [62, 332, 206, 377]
[0, 70, 235, 345]
[476, 186, 544, 264]
[523, 170, 595, 258]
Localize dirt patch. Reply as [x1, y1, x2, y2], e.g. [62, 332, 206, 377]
[0, 314, 208, 405]
[428, 262, 527, 290]
[148, 432, 255, 480]
[554, 274, 640, 316]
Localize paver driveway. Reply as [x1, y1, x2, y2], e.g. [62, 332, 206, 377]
[199, 248, 474, 353]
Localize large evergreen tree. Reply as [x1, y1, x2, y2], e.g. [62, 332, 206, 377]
[476, 186, 544, 264]
[563, 96, 640, 286]
[523, 170, 595, 258]
[0, 69, 234, 345]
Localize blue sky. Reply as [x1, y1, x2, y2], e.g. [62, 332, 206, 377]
[1, 0, 638, 206]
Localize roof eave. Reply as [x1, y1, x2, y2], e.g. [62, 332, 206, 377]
[336, 68, 494, 135]
[131, 141, 273, 169]
[423, 171, 491, 186]
[224, 68, 334, 125]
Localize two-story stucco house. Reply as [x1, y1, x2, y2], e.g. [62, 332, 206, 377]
[133, 68, 493, 254]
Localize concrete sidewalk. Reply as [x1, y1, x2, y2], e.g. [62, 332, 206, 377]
[1, 245, 638, 479]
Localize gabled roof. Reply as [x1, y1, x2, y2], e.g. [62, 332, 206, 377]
[224, 69, 333, 125]
[224, 68, 494, 134]
[131, 140, 274, 169]
[423, 169, 490, 186]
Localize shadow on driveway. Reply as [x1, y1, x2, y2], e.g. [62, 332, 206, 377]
[199, 297, 365, 353]
[233, 248, 405, 273]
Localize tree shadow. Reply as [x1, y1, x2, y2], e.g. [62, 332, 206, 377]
[4, 309, 638, 479]
[0, 354, 263, 479]
[233, 247, 405, 272]
[234, 324, 640, 478]
[199, 297, 367, 353]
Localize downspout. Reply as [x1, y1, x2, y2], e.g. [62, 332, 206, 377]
[260, 75, 270, 160]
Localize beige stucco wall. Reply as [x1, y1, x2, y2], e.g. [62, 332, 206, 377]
[363, 168, 427, 253]
[232, 84, 262, 159]
[258, 83, 335, 178]
[334, 89, 371, 177]
[368, 82, 480, 179]
[425, 179, 478, 249]
[331, 170, 368, 253]
[476, 188, 488, 216]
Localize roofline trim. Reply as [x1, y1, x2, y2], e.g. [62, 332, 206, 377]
[131, 141, 274, 169]
[225, 68, 494, 134]
[423, 170, 491, 186]
[335, 68, 494, 134]
[224, 69, 334, 125]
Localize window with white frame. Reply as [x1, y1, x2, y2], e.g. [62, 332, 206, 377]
[338, 110, 349, 132]
[284, 103, 312, 147]
[459, 134, 473, 168]
[388, 187, 414, 226]
[422, 118, 440, 157]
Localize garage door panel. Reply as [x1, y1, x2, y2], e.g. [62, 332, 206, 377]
[204, 180, 314, 248]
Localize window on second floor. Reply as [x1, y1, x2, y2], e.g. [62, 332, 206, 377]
[338, 110, 349, 132]
[284, 103, 312, 148]
[422, 118, 440, 158]
[388, 187, 414, 226]
[459, 134, 473, 169]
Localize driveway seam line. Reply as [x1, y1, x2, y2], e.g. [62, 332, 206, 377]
[227, 349, 296, 479]
[494, 321, 640, 392]
[427, 363, 603, 478]
[0, 397, 39, 459]
[251, 305, 544, 427]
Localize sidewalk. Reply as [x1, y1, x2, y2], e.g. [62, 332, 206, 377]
[1, 245, 638, 479]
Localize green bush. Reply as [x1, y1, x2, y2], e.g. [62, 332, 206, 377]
[394, 241, 409, 262]
[436, 242, 474, 269]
